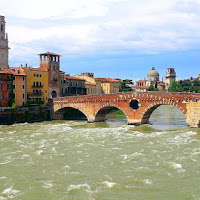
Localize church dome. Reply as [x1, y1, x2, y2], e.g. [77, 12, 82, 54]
[147, 67, 159, 77]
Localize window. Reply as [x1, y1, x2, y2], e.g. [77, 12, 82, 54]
[23, 93, 25, 99]
[13, 85, 15, 89]
[13, 76, 15, 81]
[1, 25, 3, 32]
[7, 84, 11, 90]
[34, 74, 36, 77]
[22, 76, 25, 81]
[0, 84, 2, 90]
[53, 65, 56, 71]
[22, 85, 25, 89]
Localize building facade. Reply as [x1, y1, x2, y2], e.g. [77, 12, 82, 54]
[75, 73, 102, 95]
[0, 16, 9, 68]
[95, 78, 120, 94]
[22, 67, 49, 105]
[10, 68, 27, 107]
[0, 68, 13, 107]
[60, 74, 86, 96]
[136, 67, 168, 92]
[40, 52, 61, 98]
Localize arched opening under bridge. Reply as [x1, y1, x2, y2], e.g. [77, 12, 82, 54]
[95, 106, 127, 123]
[54, 107, 87, 121]
[142, 105, 187, 127]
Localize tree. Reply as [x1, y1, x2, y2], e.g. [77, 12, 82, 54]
[168, 81, 180, 92]
[119, 79, 133, 92]
[148, 85, 155, 91]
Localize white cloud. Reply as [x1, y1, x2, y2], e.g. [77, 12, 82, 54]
[1, 0, 200, 62]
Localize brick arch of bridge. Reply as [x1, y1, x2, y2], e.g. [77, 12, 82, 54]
[139, 102, 187, 124]
[53, 104, 90, 121]
[94, 103, 129, 122]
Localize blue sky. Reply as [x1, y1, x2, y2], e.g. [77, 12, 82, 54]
[1, 0, 200, 81]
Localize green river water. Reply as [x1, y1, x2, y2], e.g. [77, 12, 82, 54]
[0, 105, 200, 200]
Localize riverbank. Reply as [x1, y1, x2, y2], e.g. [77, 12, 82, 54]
[0, 106, 51, 125]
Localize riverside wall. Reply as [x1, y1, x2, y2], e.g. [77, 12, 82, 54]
[0, 106, 51, 125]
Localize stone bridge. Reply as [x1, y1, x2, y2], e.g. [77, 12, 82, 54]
[52, 92, 200, 128]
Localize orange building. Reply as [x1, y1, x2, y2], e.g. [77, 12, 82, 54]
[0, 68, 13, 107]
[10, 68, 27, 107]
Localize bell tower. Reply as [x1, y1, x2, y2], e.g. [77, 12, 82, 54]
[39, 51, 61, 98]
[165, 68, 176, 90]
[0, 16, 9, 68]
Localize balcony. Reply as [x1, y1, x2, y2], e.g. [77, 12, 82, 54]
[27, 92, 44, 96]
[32, 84, 43, 88]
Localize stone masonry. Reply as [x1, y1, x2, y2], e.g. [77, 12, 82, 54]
[186, 101, 200, 128]
[0, 16, 9, 68]
[52, 92, 200, 128]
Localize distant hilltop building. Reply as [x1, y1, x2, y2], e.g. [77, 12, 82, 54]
[0, 16, 9, 68]
[147, 67, 159, 83]
[135, 67, 176, 92]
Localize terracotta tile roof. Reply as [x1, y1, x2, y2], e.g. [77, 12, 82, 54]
[0, 68, 13, 75]
[157, 82, 165, 86]
[65, 75, 85, 81]
[39, 51, 61, 56]
[137, 80, 148, 83]
[95, 78, 120, 83]
[10, 68, 27, 76]
[22, 67, 48, 72]
[85, 81, 96, 85]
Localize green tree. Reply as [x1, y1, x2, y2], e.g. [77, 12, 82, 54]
[119, 79, 133, 92]
[148, 85, 155, 91]
[168, 81, 180, 92]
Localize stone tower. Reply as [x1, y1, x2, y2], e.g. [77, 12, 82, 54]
[39, 51, 61, 98]
[165, 68, 176, 90]
[0, 16, 9, 68]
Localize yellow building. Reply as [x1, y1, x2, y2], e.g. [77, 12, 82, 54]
[10, 68, 27, 107]
[95, 78, 120, 94]
[22, 67, 49, 105]
[75, 73, 102, 95]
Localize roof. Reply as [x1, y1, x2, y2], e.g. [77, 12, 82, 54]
[10, 68, 27, 76]
[22, 67, 48, 72]
[137, 80, 148, 83]
[39, 51, 61, 56]
[147, 67, 159, 77]
[95, 78, 120, 83]
[65, 75, 85, 81]
[0, 68, 13, 75]
[85, 81, 96, 85]
[157, 82, 165, 86]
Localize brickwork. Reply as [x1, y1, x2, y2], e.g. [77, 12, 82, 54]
[52, 92, 200, 127]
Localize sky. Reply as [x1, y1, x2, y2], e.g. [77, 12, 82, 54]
[0, 0, 200, 81]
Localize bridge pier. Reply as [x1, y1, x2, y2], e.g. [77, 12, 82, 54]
[127, 118, 142, 126]
[87, 115, 96, 123]
[52, 112, 64, 120]
[186, 101, 200, 128]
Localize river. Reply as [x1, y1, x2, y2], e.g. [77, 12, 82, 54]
[0, 105, 200, 200]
